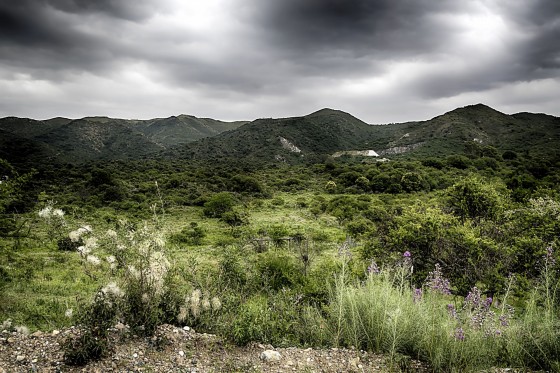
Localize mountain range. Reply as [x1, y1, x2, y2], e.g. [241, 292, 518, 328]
[1, 104, 559, 167]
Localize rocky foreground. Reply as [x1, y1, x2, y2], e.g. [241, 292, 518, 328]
[0, 324, 429, 372]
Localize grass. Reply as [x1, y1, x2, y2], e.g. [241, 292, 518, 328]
[0, 191, 347, 331]
[326, 260, 560, 371]
[1, 186, 560, 371]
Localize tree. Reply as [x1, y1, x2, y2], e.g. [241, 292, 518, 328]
[203, 192, 236, 218]
[446, 175, 507, 222]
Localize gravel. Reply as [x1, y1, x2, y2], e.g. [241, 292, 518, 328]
[0, 324, 430, 372]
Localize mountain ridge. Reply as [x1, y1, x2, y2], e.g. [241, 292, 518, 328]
[1, 104, 559, 167]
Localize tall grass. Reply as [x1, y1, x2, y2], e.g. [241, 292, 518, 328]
[326, 256, 560, 371]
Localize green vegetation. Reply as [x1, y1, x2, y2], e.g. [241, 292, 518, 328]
[1, 104, 560, 370]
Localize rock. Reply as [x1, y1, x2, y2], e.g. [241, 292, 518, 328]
[349, 356, 360, 370]
[51, 330, 60, 336]
[179, 350, 185, 357]
[16, 355, 25, 362]
[183, 326, 190, 331]
[259, 350, 281, 362]
[31, 331, 43, 338]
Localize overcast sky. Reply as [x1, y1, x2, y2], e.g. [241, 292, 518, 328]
[0, 0, 559, 123]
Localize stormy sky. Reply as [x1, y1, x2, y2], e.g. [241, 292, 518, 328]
[0, 0, 559, 123]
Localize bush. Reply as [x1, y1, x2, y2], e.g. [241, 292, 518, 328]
[63, 290, 120, 365]
[446, 175, 507, 222]
[170, 223, 206, 245]
[203, 192, 236, 218]
[446, 155, 471, 169]
[63, 222, 223, 365]
[228, 293, 300, 346]
[221, 210, 248, 230]
[229, 174, 266, 196]
[255, 252, 303, 291]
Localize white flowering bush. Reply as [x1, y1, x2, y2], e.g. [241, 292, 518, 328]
[63, 219, 222, 365]
[37, 201, 66, 242]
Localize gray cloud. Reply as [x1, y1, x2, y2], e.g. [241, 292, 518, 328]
[0, 0, 558, 122]
[45, 0, 160, 21]
[250, 0, 464, 58]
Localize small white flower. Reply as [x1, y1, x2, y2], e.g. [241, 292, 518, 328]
[38, 206, 52, 218]
[142, 293, 150, 303]
[201, 298, 211, 311]
[190, 300, 201, 319]
[127, 265, 140, 279]
[106, 255, 116, 264]
[101, 282, 124, 297]
[77, 246, 91, 257]
[106, 229, 117, 239]
[178, 306, 188, 323]
[68, 231, 81, 242]
[52, 208, 65, 218]
[211, 297, 222, 311]
[70, 226, 92, 242]
[65, 309, 73, 318]
[191, 289, 202, 301]
[86, 255, 101, 266]
[1, 319, 12, 330]
[84, 237, 98, 250]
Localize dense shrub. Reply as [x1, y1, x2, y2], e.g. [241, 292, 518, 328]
[446, 175, 507, 222]
[203, 192, 236, 218]
[255, 252, 303, 291]
[170, 223, 206, 245]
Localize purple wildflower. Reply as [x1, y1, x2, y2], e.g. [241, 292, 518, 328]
[367, 260, 380, 275]
[484, 297, 493, 310]
[447, 304, 458, 319]
[545, 246, 556, 266]
[338, 238, 353, 260]
[499, 314, 508, 327]
[454, 327, 465, 341]
[426, 264, 452, 295]
[499, 305, 515, 327]
[464, 287, 482, 310]
[403, 251, 411, 258]
[413, 288, 422, 303]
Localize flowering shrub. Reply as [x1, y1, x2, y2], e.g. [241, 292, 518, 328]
[37, 201, 66, 241]
[63, 220, 222, 364]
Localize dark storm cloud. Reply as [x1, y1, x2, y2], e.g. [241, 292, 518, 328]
[252, 0, 463, 57]
[46, 0, 158, 21]
[0, 1, 76, 47]
[522, 0, 560, 71]
[0, 0, 163, 80]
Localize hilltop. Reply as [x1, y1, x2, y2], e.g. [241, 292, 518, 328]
[0, 115, 246, 165]
[1, 104, 559, 168]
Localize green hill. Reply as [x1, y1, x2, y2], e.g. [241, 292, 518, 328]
[1, 104, 559, 167]
[171, 108, 378, 163]
[368, 104, 560, 159]
[0, 114, 247, 166]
